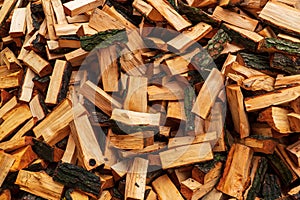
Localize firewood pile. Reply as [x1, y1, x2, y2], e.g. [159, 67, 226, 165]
[2, 0, 300, 199]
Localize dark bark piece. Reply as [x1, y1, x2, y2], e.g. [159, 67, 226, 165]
[31, 139, 63, 162]
[261, 174, 281, 200]
[53, 162, 101, 198]
[259, 38, 300, 56]
[207, 29, 231, 59]
[270, 53, 300, 75]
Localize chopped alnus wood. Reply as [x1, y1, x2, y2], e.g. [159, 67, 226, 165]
[192, 161, 223, 184]
[202, 188, 224, 200]
[9, 7, 26, 37]
[160, 143, 213, 169]
[99, 190, 112, 200]
[15, 170, 64, 200]
[70, 114, 105, 170]
[258, 37, 300, 56]
[45, 60, 71, 105]
[180, 178, 202, 200]
[0, 96, 18, 119]
[23, 50, 52, 77]
[111, 109, 161, 126]
[76, 24, 97, 36]
[167, 22, 212, 51]
[213, 6, 258, 31]
[51, 0, 68, 24]
[11, 118, 37, 140]
[10, 145, 38, 172]
[0, 136, 33, 152]
[226, 85, 250, 138]
[286, 140, 300, 167]
[0, 68, 23, 89]
[166, 101, 186, 122]
[66, 190, 89, 200]
[63, 0, 105, 17]
[124, 76, 147, 112]
[109, 132, 146, 150]
[244, 85, 300, 112]
[186, 0, 217, 7]
[29, 94, 46, 121]
[287, 113, 300, 132]
[0, 0, 18, 26]
[19, 68, 35, 102]
[1, 47, 21, 70]
[217, 144, 253, 199]
[192, 68, 224, 119]
[147, 82, 185, 101]
[67, 15, 89, 23]
[125, 157, 148, 200]
[54, 23, 83, 36]
[257, 107, 291, 134]
[243, 137, 277, 154]
[65, 48, 89, 67]
[80, 80, 122, 116]
[61, 135, 77, 164]
[165, 55, 190, 75]
[133, 0, 164, 22]
[0, 151, 15, 187]
[111, 159, 130, 181]
[259, 1, 300, 36]
[152, 174, 184, 200]
[53, 162, 101, 198]
[42, 0, 57, 40]
[146, 0, 192, 31]
[275, 75, 300, 89]
[0, 104, 32, 141]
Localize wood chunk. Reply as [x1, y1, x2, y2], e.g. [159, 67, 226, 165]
[51, 0, 68, 24]
[23, 50, 52, 77]
[63, 0, 105, 17]
[202, 188, 224, 200]
[148, 82, 185, 101]
[0, 104, 32, 141]
[165, 55, 190, 75]
[167, 101, 186, 122]
[257, 107, 291, 134]
[10, 145, 38, 172]
[0, 0, 18, 26]
[42, 0, 57, 40]
[152, 174, 184, 200]
[15, 170, 64, 200]
[54, 23, 82, 36]
[76, 24, 97, 36]
[111, 109, 161, 126]
[70, 114, 105, 170]
[133, 0, 164, 22]
[61, 135, 77, 164]
[287, 140, 300, 167]
[244, 85, 300, 112]
[99, 190, 112, 200]
[167, 22, 212, 51]
[65, 48, 88, 67]
[226, 85, 250, 138]
[192, 161, 223, 184]
[217, 144, 253, 199]
[99, 174, 114, 190]
[0, 151, 15, 187]
[80, 80, 122, 116]
[186, 0, 217, 7]
[259, 1, 300, 36]
[275, 74, 300, 89]
[213, 6, 258, 31]
[111, 159, 130, 181]
[0, 96, 18, 119]
[180, 178, 202, 200]
[67, 15, 89, 23]
[109, 132, 145, 150]
[160, 143, 213, 169]
[11, 118, 37, 140]
[277, 33, 300, 43]
[67, 190, 89, 200]
[287, 113, 300, 132]
[29, 94, 46, 121]
[124, 76, 147, 112]
[0, 189, 11, 200]
[192, 68, 224, 119]
[119, 142, 166, 158]
[146, 0, 192, 31]
[1, 47, 21, 70]
[9, 8, 26, 37]
[125, 157, 148, 200]
[0, 136, 33, 152]
[258, 37, 300, 56]
[19, 68, 35, 102]
[243, 137, 277, 154]
[45, 60, 71, 105]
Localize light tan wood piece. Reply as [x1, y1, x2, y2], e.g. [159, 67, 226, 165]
[192, 161, 223, 184]
[202, 188, 224, 200]
[0, 68, 23, 89]
[111, 159, 130, 181]
[217, 144, 253, 199]
[23, 50, 52, 77]
[1, 47, 21, 70]
[0, 136, 33, 153]
[98, 190, 112, 200]
[19, 68, 35, 102]
[243, 137, 277, 154]
[166, 101, 186, 122]
[226, 85, 250, 138]
[10, 145, 38, 172]
[0, 0, 18, 26]
[275, 74, 300, 89]
[124, 76, 147, 112]
[287, 112, 300, 132]
[70, 114, 105, 170]
[165, 55, 190, 75]
[9, 7, 26, 37]
[146, 0, 192, 31]
[125, 157, 148, 200]
[0, 104, 32, 141]
[54, 23, 83, 36]
[63, 0, 105, 17]
[51, 0, 68, 24]
[42, 0, 57, 40]
[80, 80, 122, 116]
[152, 174, 184, 200]
[29, 94, 46, 121]
[186, 0, 217, 7]
[15, 170, 64, 200]
[65, 48, 88, 67]
[145, 186, 157, 200]
[109, 132, 147, 150]
[160, 143, 213, 169]
[133, 0, 164, 22]
[0, 151, 15, 187]
[148, 82, 185, 101]
[61, 135, 77, 164]
[192, 68, 224, 119]
[257, 106, 291, 134]
[0, 96, 18, 119]
[11, 118, 37, 141]
[168, 22, 212, 51]
[76, 23, 97, 36]
[277, 33, 300, 43]
[111, 109, 161, 126]
[68, 190, 89, 200]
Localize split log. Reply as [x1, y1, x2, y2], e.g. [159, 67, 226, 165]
[192, 161, 223, 185]
[19, 68, 35, 102]
[0, 151, 15, 187]
[9, 8, 26, 37]
[258, 37, 300, 56]
[1, 47, 21, 70]
[286, 140, 300, 167]
[242, 137, 277, 154]
[287, 113, 300, 132]
[42, 0, 57, 40]
[23, 50, 52, 77]
[180, 178, 202, 200]
[133, 0, 164, 22]
[10, 145, 38, 172]
[0, 136, 33, 152]
[0, 0, 18, 26]
[29, 94, 47, 121]
[63, 0, 106, 17]
[124, 76, 147, 112]
[31, 139, 64, 162]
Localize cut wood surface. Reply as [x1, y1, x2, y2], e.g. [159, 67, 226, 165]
[9, 8, 27, 37]
[63, 0, 105, 17]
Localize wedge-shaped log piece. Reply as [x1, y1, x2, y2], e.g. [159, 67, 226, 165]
[226, 85, 250, 138]
[42, 0, 57, 40]
[0, 0, 18, 26]
[244, 85, 300, 112]
[11, 118, 37, 141]
[181, 178, 202, 200]
[146, 0, 192, 31]
[186, 0, 217, 7]
[111, 159, 130, 181]
[76, 24, 97, 37]
[53, 162, 101, 198]
[99, 190, 112, 200]
[67, 15, 89, 23]
[10, 145, 38, 172]
[0, 151, 15, 187]
[167, 101, 186, 122]
[270, 53, 300, 75]
[63, 0, 105, 17]
[23, 50, 52, 77]
[0, 104, 32, 141]
[192, 161, 223, 184]
[191, 175, 221, 200]
[168, 22, 212, 51]
[217, 144, 253, 199]
[45, 60, 71, 105]
[148, 82, 185, 101]
[160, 143, 213, 169]
[192, 68, 224, 119]
[70, 114, 105, 170]
[54, 23, 82, 36]
[165, 55, 190, 75]
[111, 109, 161, 126]
[80, 80, 122, 116]
[133, 0, 164, 22]
[0, 136, 33, 152]
[15, 170, 64, 200]
[29, 94, 47, 121]
[259, 1, 300, 36]
[9, 7, 26, 37]
[109, 132, 151, 150]
[1, 47, 21, 70]
[61, 135, 77, 164]
[125, 157, 148, 200]
[287, 140, 300, 167]
[152, 174, 184, 200]
[19, 68, 35, 102]
[213, 6, 258, 31]
[202, 188, 225, 200]
[0, 96, 18, 119]
[257, 107, 291, 134]
[242, 137, 277, 154]
[124, 76, 147, 112]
